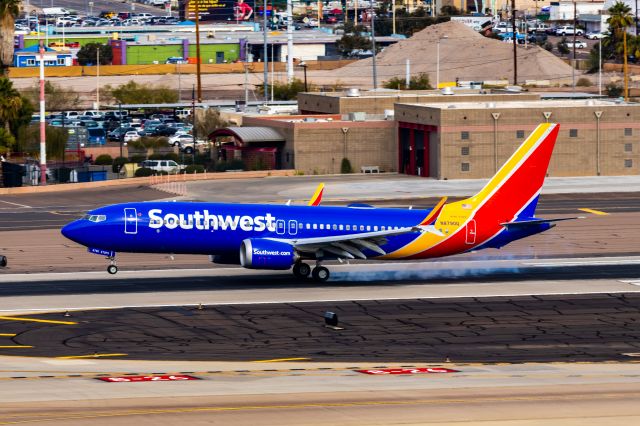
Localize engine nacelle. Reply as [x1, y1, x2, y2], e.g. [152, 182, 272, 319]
[239, 238, 296, 270]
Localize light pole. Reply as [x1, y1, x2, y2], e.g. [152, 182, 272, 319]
[299, 61, 308, 91]
[118, 102, 123, 159]
[436, 36, 447, 89]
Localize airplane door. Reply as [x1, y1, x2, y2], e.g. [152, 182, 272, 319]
[288, 220, 298, 235]
[124, 208, 138, 234]
[465, 219, 476, 245]
[276, 220, 286, 235]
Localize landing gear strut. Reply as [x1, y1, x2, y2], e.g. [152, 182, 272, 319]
[107, 256, 118, 275]
[0, 255, 7, 268]
[292, 262, 311, 278]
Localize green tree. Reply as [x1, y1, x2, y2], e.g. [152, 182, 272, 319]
[384, 72, 433, 90]
[23, 81, 80, 112]
[108, 80, 178, 104]
[17, 124, 67, 159]
[257, 78, 311, 100]
[557, 37, 570, 55]
[194, 108, 228, 140]
[0, 77, 23, 154]
[336, 23, 373, 57]
[0, 0, 20, 74]
[607, 1, 634, 98]
[76, 43, 113, 66]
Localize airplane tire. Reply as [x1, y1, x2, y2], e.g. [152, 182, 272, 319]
[312, 266, 330, 282]
[107, 265, 118, 275]
[293, 262, 311, 278]
[0, 256, 6, 267]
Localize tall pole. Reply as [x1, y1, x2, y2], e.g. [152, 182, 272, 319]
[636, 0, 638, 36]
[263, 0, 268, 102]
[436, 39, 440, 89]
[39, 41, 47, 185]
[96, 47, 100, 111]
[405, 58, 410, 89]
[371, 4, 377, 90]
[392, 0, 395, 34]
[286, 0, 293, 83]
[511, 0, 517, 85]
[598, 39, 602, 96]
[624, 30, 629, 101]
[194, 0, 203, 102]
[192, 84, 196, 164]
[270, 42, 274, 102]
[572, 1, 576, 92]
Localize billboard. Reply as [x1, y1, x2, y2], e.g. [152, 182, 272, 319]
[181, 0, 255, 22]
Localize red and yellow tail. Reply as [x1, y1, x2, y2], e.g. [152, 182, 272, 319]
[389, 123, 560, 259]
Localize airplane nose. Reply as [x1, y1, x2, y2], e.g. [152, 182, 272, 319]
[61, 220, 84, 244]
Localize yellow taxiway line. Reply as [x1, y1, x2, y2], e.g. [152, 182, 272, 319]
[578, 208, 609, 216]
[0, 316, 77, 325]
[0, 333, 16, 337]
[0, 346, 33, 349]
[55, 353, 128, 360]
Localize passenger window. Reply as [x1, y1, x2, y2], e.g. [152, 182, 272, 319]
[360, 225, 364, 231]
[374, 226, 378, 231]
[346, 225, 350, 230]
[339, 225, 343, 230]
[320, 224, 324, 230]
[366, 226, 371, 231]
[332, 224, 337, 230]
[313, 224, 317, 229]
[306, 224, 310, 229]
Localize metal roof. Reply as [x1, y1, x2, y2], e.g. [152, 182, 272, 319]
[210, 126, 285, 144]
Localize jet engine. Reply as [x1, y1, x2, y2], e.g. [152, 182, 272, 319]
[239, 239, 296, 270]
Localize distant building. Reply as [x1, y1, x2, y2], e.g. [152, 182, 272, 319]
[13, 45, 72, 68]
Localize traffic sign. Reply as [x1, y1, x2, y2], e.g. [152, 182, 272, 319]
[356, 368, 458, 375]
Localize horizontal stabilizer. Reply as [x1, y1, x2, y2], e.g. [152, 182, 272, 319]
[500, 217, 581, 229]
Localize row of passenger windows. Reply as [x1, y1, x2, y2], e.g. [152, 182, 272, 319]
[302, 223, 401, 232]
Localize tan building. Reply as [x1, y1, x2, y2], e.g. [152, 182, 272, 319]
[396, 100, 640, 179]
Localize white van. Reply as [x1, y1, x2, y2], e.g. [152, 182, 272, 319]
[140, 160, 186, 174]
[82, 110, 104, 119]
[175, 109, 192, 119]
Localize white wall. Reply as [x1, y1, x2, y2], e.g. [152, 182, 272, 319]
[280, 44, 326, 62]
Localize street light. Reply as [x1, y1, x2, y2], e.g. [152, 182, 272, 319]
[118, 102, 123, 159]
[436, 35, 448, 89]
[299, 61, 308, 92]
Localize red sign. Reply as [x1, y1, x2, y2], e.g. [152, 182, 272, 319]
[98, 375, 200, 382]
[356, 368, 458, 375]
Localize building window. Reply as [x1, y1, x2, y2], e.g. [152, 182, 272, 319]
[461, 131, 469, 140]
[516, 130, 525, 138]
[625, 143, 633, 152]
[569, 129, 578, 137]
[461, 162, 470, 172]
[625, 159, 633, 168]
[625, 128, 633, 136]
[26, 59, 35, 66]
[57, 58, 65, 65]
[461, 146, 470, 156]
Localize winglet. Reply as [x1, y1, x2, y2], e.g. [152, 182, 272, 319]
[308, 183, 325, 206]
[419, 196, 447, 226]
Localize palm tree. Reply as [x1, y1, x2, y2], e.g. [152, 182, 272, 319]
[607, 1, 635, 100]
[0, 77, 23, 155]
[0, 0, 20, 75]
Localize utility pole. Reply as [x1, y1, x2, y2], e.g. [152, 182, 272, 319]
[263, 0, 268, 102]
[286, 0, 293, 83]
[194, 0, 203, 102]
[96, 47, 100, 111]
[371, 3, 377, 90]
[39, 40, 47, 185]
[572, 1, 576, 92]
[511, 0, 517, 85]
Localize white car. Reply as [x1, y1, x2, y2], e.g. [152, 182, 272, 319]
[123, 131, 141, 142]
[139, 160, 185, 174]
[585, 31, 607, 40]
[169, 133, 194, 147]
[566, 41, 587, 49]
[555, 26, 584, 36]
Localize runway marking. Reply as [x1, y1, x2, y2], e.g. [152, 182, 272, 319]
[620, 280, 640, 286]
[2, 392, 640, 424]
[0, 200, 31, 208]
[578, 208, 609, 215]
[0, 345, 32, 349]
[525, 259, 640, 267]
[56, 353, 128, 360]
[252, 357, 310, 363]
[0, 333, 16, 337]
[0, 316, 77, 325]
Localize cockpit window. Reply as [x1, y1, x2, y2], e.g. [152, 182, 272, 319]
[83, 214, 107, 223]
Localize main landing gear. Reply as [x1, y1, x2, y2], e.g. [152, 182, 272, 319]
[107, 256, 118, 274]
[293, 262, 330, 282]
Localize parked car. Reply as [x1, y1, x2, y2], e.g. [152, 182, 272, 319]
[585, 31, 607, 40]
[565, 41, 588, 49]
[527, 32, 548, 43]
[139, 160, 185, 174]
[555, 26, 584, 36]
[82, 110, 103, 119]
[86, 128, 107, 145]
[153, 125, 178, 137]
[123, 131, 141, 142]
[169, 133, 194, 147]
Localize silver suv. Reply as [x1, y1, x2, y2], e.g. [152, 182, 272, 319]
[140, 160, 186, 174]
[555, 26, 583, 36]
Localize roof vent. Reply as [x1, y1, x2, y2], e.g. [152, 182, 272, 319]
[486, 102, 496, 108]
[346, 88, 361, 97]
[441, 86, 454, 95]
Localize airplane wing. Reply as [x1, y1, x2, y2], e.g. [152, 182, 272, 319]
[269, 225, 443, 260]
[500, 217, 581, 229]
[308, 183, 325, 206]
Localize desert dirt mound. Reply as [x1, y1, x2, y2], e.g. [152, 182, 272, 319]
[337, 21, 577, 85]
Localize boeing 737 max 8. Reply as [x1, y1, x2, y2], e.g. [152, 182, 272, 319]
[62, 123, 572, 282]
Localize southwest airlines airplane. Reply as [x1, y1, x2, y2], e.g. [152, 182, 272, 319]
[62, 123, 570, 282]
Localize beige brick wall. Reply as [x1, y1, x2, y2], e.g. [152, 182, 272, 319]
[397, 102, 640, 179]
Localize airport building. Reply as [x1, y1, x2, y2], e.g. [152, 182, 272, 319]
[217, 90, 640, 178]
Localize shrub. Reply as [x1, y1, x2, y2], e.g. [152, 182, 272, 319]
[384, 72, 433, 90]
[134, 167, 154, 177]
[576, 77, 592, 87]
[112, 156, 128, 173]
[341, 158, 353, 174]
[130, 154, 146, 164]
[557, 38, 570, 55]
[164, 152, 179, 162]
[94, 154, 113, 165]
[185, 164, 206, 174]
[544, 41, 554, 51]
[606, 82, 623, 97]
[214, 159, 245, 172]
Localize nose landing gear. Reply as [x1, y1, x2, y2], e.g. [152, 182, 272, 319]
[107, 256, 118, 274]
